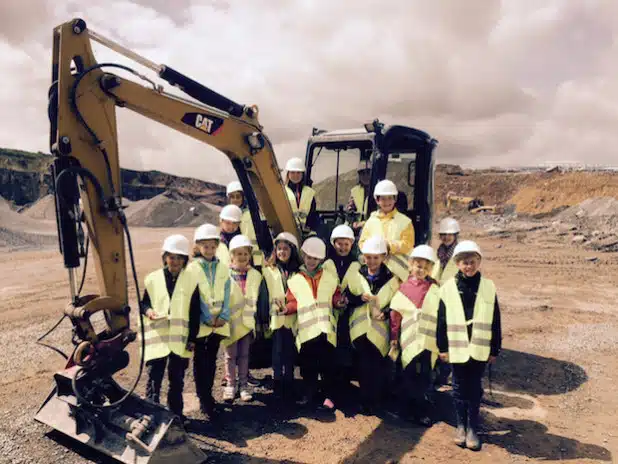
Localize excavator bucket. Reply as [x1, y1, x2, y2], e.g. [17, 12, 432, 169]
[35, 367, 206, 464]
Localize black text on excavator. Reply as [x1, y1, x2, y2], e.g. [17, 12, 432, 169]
[36, 18, 300, 464]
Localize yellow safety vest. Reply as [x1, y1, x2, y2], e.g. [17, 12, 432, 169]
[347, 272, 399, 356]
[322, 259, 361, 292]
[240, 209, 264, 267]
[432, 257, 458, 284]
[187, 258, 231, 339]
[285, 185, 316, 230]
[351, 185, 369, 220]
[216, 242, 230, 266]
[287, 272, 338, 349]
[390, 284, 440, 368]
[361, 211, 412, 281]
[262, 266, 297, 332]
[141, 268, 194, 362]
[441, 277, 496, 363]
[222, 268, 263, 346]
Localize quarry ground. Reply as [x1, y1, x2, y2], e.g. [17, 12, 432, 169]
[1, 218, 617, 464]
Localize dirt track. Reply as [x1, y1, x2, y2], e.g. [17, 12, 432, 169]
[1, 224, 617, 463]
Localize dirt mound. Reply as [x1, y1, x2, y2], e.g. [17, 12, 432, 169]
[560, 197, 618, 220]
[508, 172, 618, 214]
[0, 196, 56, 249]
[124, 191, 221, 227]
[21, 194, 56, 219]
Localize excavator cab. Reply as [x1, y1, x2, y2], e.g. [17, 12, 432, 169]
[304, 119, 438, 245]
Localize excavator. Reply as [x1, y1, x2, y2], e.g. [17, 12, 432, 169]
[36, 18, 438, 463]
[36, 18, 298, 464]
[445, 191, 497, 214]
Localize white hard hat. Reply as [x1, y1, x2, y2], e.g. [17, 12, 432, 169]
[226, 181, 243, 196]
[274, 231, 299, 249]
[409, 244, 436, 263]
[285, 157, 306, 173]
[162, 234, 190, 256]
[229, 234, 253, 252]
[330, 224, 355, 245]
[219, 204, 243, 222]
[361, 235, 388, 255]
[373, 179, 398, 197]
[439, 217, 460, 234]
[453, 240, 482, 259]
[301, 237, 326, 259]
[194, 223, 219, 242]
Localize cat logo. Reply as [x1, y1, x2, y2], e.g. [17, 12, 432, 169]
[181, 112, 224, 135]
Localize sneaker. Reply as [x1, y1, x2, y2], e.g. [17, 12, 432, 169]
[240, 388, 253, 402]
[222, 386, 236, 402]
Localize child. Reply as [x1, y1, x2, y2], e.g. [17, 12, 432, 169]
[436, 240, 502, 451]
[227, 181, 265, 269]
[262, 232, 302, 400]
[347, 160, 372, 234]
[322, 224, 360, 398]
[221, 234, 264, 402]
[140, 234, 199, 421]
[358, 179, 415, 281]
[284, 157, 319, 234]
[346, 235, 400, 414]
[216, 204, 243, 266]
[389, 245, 440, 426]
[432, 217, 460, 284]
[285, 237, 344, 411]
[188, 223, 231, 418]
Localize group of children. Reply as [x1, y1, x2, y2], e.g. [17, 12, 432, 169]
[139, 164, 502, 452]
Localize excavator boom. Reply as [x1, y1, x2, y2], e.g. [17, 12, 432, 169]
[36, 18, 297, 464]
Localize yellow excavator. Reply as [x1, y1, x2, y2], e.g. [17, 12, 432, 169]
[445, 191, 497, 214]
[36, 18, 299, 464]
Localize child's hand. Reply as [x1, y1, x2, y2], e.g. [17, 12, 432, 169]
[275, 298, 286, 313]
[488, 355, 497, 364]
[186, 342, 195, 352]
[390, 340, 399, 349]
[145, 309, 157, 320]
[213, 318, 225, 328]
[439, 352, 449, 363]
[361, 293, 376, 303]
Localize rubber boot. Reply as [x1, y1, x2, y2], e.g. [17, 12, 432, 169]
[454, 399, 468, 447]
[465, 400, 482, 451]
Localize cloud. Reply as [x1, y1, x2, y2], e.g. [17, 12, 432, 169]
[1, 0, 617, 185]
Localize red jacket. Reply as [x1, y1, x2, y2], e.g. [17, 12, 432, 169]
[285, 269, 341, 314]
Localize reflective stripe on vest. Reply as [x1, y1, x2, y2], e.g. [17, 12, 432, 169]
[432, 258, 457, 284]
[287, 272, 338, 349]
[390, 284, 440, 368]
[351, 185, 368, 219]
[347, 272, 398, 356]
[140, 268, 194, 362]
[263, 266, 297, 332]
[441, 277, 496, 363]
[222, 268, 262, 346]
[286, 186, 315, 229]
[188, 259, 231, 339]
[361, 211, 412, 281]
[240, 209, 264, 266]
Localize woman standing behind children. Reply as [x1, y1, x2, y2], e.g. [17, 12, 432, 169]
[358, 179, 415, 281]
[347, 235, 400, 415]
[188, 224, 231, 418]
[436, 240, 502, 451]
[262, 232, 302, 400]
[284, 157, 319, 234]
[140, 234, 199, 422]
[285, 237, 344, 411]
[221, 235, 265, 402]
[389, 245, 440, 426]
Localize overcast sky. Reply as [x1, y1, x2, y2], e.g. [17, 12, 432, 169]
[1, 0, 617, 183]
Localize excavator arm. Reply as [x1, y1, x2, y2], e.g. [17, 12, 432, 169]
[37, 18, 297, 463]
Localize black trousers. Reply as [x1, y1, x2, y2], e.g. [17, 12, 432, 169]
[299, 333, 336, 401]
[452, 359, 487, 428]
[193, 334, 223, 409]
[145, 352, 189, 416]
[272, 327, 296, 382]
[403, 350, 432, 413]
[354, 335, 386, 407]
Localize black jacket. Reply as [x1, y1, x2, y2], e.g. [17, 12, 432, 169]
[436, 271, 502, 357]
[141, 267, 201, 343]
